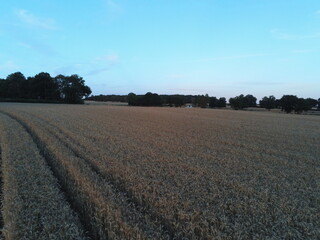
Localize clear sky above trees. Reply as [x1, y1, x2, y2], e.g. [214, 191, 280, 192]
[0, 0, 319, 99]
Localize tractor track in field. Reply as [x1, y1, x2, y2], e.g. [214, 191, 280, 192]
[1, 103, 319, 239]
[0, 110, 178, 239]
[0, 146, 3, 240]
[0, 111, 93, 239]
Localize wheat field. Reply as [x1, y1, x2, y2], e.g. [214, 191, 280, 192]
[0, 102, 319, 239]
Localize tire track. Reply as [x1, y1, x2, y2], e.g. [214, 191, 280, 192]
[0, 146, 3, 240]
[0, 111, 93, 239]
[17, 111, 191, 238]
[0, 110, 175, 239]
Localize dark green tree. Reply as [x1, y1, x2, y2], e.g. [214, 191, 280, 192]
[143, 92, 162, 106]
[229, 94, 246, 109]
[229, 94, 257, 109]
[5, 72, 26, 98]
[56, 74, 91, 103]
[259, 95, 277, 110]
[197, 94, 209, 108]
[29, 72, 59, 100]
[279, 95, 298, 113]
[209, 97, 218, 108]
[294, 98, 309, 114]
[170, 96, 184, 107]
[244, 94, 257, 107]
[216, 97, 226, 107]
[209, 97, 226, 108]
[127, 92, 138, 106]
[0, 78, 7, 98]
[305, 98, 318, 110]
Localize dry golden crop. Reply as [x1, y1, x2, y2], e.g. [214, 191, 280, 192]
[0, 102, 319, 239]
[0, 112, 86, 240]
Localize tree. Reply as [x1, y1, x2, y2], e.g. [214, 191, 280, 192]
[127, 92, 138, 106]
[0, 72, 91, 103]
[229, 94, 257, 110]
[229, 94, 246, 109]
[143, 92, 162, 106]
[55, 74, 91, 103]
[279, 95, 298, 113]
[259, 95, 277, 110]
[5, 72, 26, 98]
[293, 98, 317, 113]
[305, 98, 318, 110]
[216, 97, 226, 107]
[197, 94, 209, 108]
[209, 97, 226, 108]
[127, 92, 162, 106]
[0, 78, 7, 98]
[209, 97, 218, 108]
[244, 94, 257, 107]
[170, 96, 184, 107]
[294, 98, 310, 114]
[29, 72, 59, 100]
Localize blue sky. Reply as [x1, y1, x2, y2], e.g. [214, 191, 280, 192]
[0, 0, 319, 99]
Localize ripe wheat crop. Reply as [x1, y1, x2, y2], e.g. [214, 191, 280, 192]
[0, 112, 86, 240]
[0, 102, 319, 239]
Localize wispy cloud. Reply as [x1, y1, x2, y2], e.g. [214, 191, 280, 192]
[271, 29, 320, 40]
[168, 74, 186, 79]
[290, 49, 314, 54]
[15, 9, 57, 30]
[233, 80, 283, 86]
[95, 54, 119, 64]
[193, 53, 273, 63]
[54, 54, 120, 77]
[86, 67, 113, 76]
[105, 0, 123, 18]
[107, 0, 120, 9]
[18, 39, 57, 56]
[0, 61, 19, 72]
[86, 54, 120, 75]
[167, 87, 210, 95]
[53, 64, 84, 76]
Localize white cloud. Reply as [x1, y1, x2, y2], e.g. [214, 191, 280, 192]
[271, 29, 320, 40]
[15, 9, 57, 30]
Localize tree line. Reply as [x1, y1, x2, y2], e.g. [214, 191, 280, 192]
[0, 72, 91, 104]
[1, 72, 318, 112]
[87, 93, 227, 108]
[88, 92, 320, 113]
[259, 95, 319, 113]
